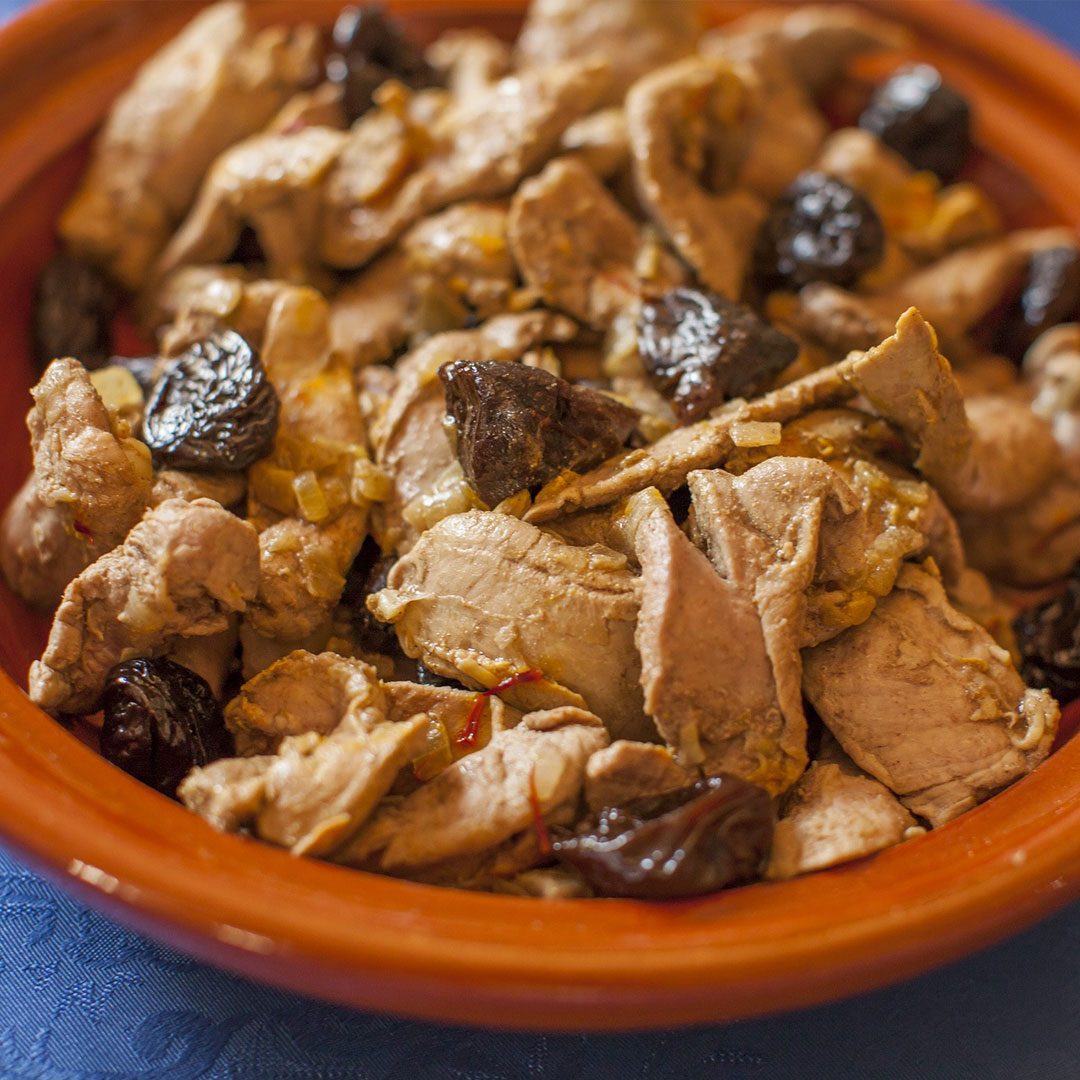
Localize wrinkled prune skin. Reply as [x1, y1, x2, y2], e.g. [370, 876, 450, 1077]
[994, 247, 1080, 364]
[327, 5, 440, 124]
[142, 331, 279, 471]
[440, 360, 639, 506]
[99, 657, 233, 797]
[753, 172, 885, 295]
[858, 64, 972, 181]
[638, 288, 799, 423]
[32, 252, 116, 371]
[1015, 570, 1080, 706]
[342, 537, 399, 656]
[553, 774, 775, 900]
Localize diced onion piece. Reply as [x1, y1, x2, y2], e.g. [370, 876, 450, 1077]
[292, 470, 330, 523]
[412, 717, 453, 781]
[352, 458, 392, 504]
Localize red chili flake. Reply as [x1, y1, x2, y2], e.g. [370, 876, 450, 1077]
[72, 520, 94, 543]
[453, 668, 544, 749]
[528, 765, 553, 858]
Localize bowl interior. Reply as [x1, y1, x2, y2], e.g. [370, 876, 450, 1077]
[1, 0, 1080, 1032]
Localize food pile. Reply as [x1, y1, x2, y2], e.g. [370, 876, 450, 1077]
[6, 0, 1080, 899]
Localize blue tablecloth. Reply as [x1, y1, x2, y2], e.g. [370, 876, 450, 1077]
[3, 1, 1079, 1077]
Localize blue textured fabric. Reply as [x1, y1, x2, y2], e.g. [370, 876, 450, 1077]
[2, 1, 1080, 1077]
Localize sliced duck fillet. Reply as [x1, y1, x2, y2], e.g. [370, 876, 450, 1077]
[584, 740, 694, 813]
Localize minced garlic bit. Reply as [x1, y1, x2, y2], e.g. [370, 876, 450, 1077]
[731, 420, 782, 448]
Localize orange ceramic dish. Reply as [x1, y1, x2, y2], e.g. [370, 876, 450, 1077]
[1, 0, 1080, 1032]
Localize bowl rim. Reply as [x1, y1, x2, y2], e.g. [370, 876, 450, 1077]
[2, 0, 1080, 1032]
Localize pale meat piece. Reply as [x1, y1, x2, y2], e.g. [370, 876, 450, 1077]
[508, 158, 641, 330]
[0, 359, 153, 609]
[320, 57, 610, 269]
[625, 57, 766, 300]
[630, 488, 805, 794]
[180, 712, 429, 857]
[369, 510, 651, 740]
[426, 29, 512, 103]
[59, 2, 321, 288]
[155, 126, 347, 286]
[584, 740, 694, 812]
[266, 81, 347, 135]
[803, 563, 1059, 826]
[330, 252, 413, 371]
[524, 355, 862, 523]
[560, 108, 630, 179]
[374, 312, 576, 549]
[149, 469, 246, 510]
[384, 681, 521, 741]
[29, 498, 259, 714]
[165, 624, 238, 700]
[766, 737, 917, 880]
[1024, 324, 1080, 471]
[515, 0, 699, 104]
[340, 707, 608, 875]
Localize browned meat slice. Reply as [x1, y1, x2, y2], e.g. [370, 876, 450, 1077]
[1, 359, 153, 609]
[149, 469, 246, 510]
[766, 737, 917, 879]
[374, 312, 576, 549]
[524, 355, 862, 523]
[515, 0, 699, 104]
[626, 57, 766, 299]
[560, 108, 629, 179]
[370, 510, 651, 739]
[180, 712, 429, 856]
[508, 158, 641, 329]
[630, 488, 805, 794]
[155, 127, 347, 286]
[320, 57, 610, 269]
[584, 740, 694, 812]
[340, 706, 608, 876]
[29, 498, 259, 714]
[60, 2, 320, 288]
[803, 563, 1059, 826]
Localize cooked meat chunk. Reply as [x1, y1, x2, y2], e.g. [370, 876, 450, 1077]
[584, 740, 694, 812]
[384, 680, 521, 740]
[803, 563, 1059, 826]
[225, 650, 386, 754]
[340, 706, 608, 874]
[181, 712, 429, 856]
[1, 358, 153, 609]
[516, 0, 699, 103]
[29, 498, 259, 714]
[369, 510, 651, 739]
[560, 108, 630, 179]
[156, 127, 347, 285]
[426, 29, 512, 102]
[525, 354, 862, 523]
[149, 469, 246, 510]
[330, 251, 414, 370]
[165, 624, 238, 701]
[629, 488, 804, 792]
[321, 57, 610, 269]
[508, 158, 641, 329]
[766, 737, 917, 880]
[626, 57, 766, 299]
[59, 2, 320, 288]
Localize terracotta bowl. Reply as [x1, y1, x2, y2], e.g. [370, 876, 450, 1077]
[1, 0, 1079, 1032]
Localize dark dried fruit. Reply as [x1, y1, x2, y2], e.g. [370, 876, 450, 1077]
[553, 774, 774, 900]
[326, 5, 440, 124]
[753, 172, 885, 295]
[638, 288, 799, 423]
[858, 64, 972, 181]
[142, 331, 279, 471]
[1015, 570, 1080, 706]
[99, 657, 233, 797]
[440, 360, 639, 506]
[32, 252, 116, 371]
[341, 537, 399, 656]
[994, 247, 1080, 363]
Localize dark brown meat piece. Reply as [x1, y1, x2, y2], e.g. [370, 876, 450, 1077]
[440, 360, 639, 505]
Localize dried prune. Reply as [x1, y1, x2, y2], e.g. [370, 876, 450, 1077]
[342, 536, 399, 656]
[326, 5, 440, 123]
[1014, 569, 1080, 706]
[858, 64, 971, 181]
[638, 288, 798, 423]
[32, 252, 116, 371]
[99, 657, 233, 798]
[994, 247, 1080, 363]
[553, 774, 774, 900]
[440, 360, 639, 506]
[753, 172, 885, 295]
[142, 331, 279, 471]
